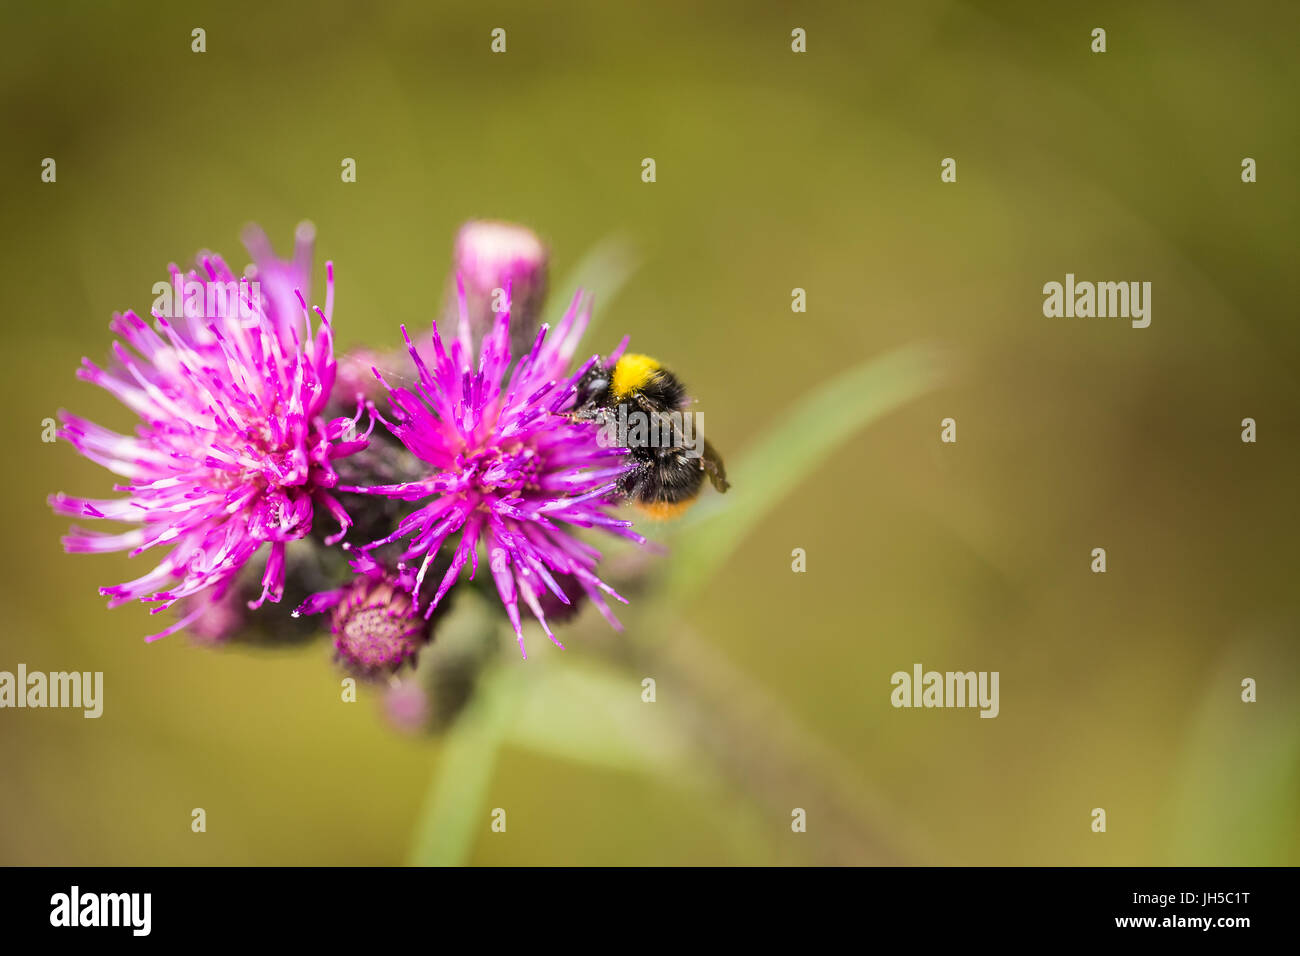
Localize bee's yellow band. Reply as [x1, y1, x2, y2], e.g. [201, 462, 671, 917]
[611, 353, 661, 400]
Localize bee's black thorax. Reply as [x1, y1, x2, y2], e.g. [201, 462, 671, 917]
[628, 368, 688, 414]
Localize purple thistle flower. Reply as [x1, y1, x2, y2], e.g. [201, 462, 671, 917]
[49, 227, 369, 641]
[352, 285, 644, 658]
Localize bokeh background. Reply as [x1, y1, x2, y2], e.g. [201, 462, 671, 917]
[1, 0, 1297, 865]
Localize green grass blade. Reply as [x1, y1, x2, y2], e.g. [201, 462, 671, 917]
[504, 658, 692, 775]
[406, 663, 522, 866]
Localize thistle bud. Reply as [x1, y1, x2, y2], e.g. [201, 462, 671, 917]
[384, 679, 431, 734]
[333, 348, 391, 406]
[331, 576, 430, 677]
[179, 588, 246, 644]
[451, 220, 548, 355]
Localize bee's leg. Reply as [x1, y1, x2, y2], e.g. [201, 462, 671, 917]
[700, 439, 730, 493]
[560, 404, 612, 429]
[617, 455, 654, 501]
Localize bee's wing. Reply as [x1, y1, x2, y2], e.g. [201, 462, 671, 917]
[701, 438, 730, 493]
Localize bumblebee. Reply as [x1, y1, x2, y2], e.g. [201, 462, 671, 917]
[571, 353, 729, 518]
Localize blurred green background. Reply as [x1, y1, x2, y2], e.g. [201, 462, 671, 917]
[1, 0, 1297, 865]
